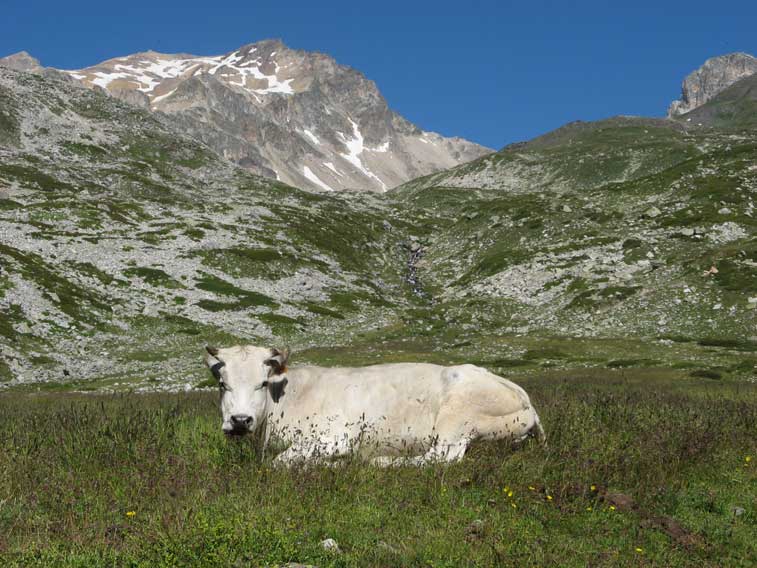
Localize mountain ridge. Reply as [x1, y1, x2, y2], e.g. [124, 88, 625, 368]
[1, 40, 490, 193]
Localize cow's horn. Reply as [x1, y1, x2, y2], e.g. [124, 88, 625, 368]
[205, 346, 219, 357]
[266, 347, 290, 374]
[279, 347, 290, 366]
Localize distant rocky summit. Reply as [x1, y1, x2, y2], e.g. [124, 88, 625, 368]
[668, 52, 757, 116]
[0, 51, 43, 73]
[1, 40, 490, 192]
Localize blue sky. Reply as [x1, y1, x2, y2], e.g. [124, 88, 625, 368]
[3, 0, 755, 149]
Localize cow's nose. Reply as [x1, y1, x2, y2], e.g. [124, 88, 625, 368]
[231, 414, 253, 428]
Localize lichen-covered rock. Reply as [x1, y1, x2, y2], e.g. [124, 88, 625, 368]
[643, 206, 661, 218]
[320, 538, 340, 552]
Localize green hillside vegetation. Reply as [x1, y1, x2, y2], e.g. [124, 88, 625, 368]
[393, 120, 755, 345]
[675, 73, 757, 130]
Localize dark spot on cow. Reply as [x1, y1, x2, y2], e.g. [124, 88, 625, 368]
[268, 377, 288, 403]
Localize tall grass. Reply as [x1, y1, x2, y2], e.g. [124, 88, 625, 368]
[0, 372, 755, 566]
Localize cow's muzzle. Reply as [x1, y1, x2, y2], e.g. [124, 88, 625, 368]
[225, 414, 253, 436]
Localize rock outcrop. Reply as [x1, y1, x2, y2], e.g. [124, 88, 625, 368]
[668, 52, 757, 116]
[0, 51, 43, 73]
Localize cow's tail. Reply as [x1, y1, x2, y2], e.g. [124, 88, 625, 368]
[531, 412, 547, 447]
[486, 368, 547, 447]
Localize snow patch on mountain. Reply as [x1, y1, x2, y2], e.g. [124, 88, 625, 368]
[303, 166, 333, 191]
[152, 88, 177, 104]
[65, 50, 295, 98]
[369, 141, 390, 153]
[339, 119, 387, 191]
[324, 162, 343, 177]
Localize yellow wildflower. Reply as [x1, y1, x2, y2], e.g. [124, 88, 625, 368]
[609, 505, 616, 511]
[590, 484, 597, 491]
[635, 547, 643, 553]
[126, 511, 136, 518]
[546, 495, 553, 501]
[511, 502, 517, 509]
[586, 506, 592, 511]
[528, 485, 536, 491]
[503, 486, 510, 493]
[746, 456, 752, 463]
[507, 490, 513, 498]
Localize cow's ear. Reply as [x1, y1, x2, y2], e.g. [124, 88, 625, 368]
[267, 377, 288, 403]
[265, 347, 290, 375]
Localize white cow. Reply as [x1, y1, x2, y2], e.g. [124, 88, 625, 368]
[204, 345, 546, 465]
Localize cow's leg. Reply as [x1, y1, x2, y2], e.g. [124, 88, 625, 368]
[442, 439, 470, 461]
[273, 436, 353, 466]
[412, 404, 479, 463]
[370, 455, 401, 467]
[369, 436, 470, 466]
[273, 445, 315, 466]
[313, 438, 353, 464]
[412, 438, 471, 464]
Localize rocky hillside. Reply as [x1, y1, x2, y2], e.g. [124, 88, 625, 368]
[673, 72, 757, 130]
[1, 56, 755, 392]
[0, 67, 418, 389]
[668, 52, 757, 117]
[1, 41, 490, 192]
[398, 117, 695, 193]
[393, 115, 757, 342]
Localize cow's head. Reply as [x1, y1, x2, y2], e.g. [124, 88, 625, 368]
[204, 345, 289, 436]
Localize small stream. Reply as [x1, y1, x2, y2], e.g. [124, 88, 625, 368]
[404, 240, 428, 299]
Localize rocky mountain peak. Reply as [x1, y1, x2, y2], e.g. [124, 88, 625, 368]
[43, 39, 490, 192]
[668, 52, 757, 117]
[0, 51, 43, 73]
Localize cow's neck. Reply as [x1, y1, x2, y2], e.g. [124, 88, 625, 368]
[261, 366, 312, 426]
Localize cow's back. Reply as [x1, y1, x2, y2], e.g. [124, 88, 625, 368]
[281, 362, 448, 427]
[275, 362, 523, 430]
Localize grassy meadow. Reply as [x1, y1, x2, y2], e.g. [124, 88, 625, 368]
[1, 363, 755, 567]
